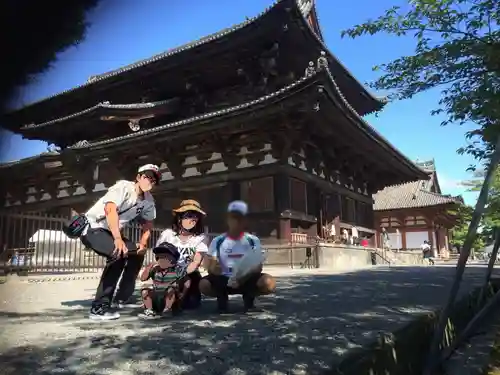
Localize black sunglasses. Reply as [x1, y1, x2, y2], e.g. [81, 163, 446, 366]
[181, 211, 200, 219]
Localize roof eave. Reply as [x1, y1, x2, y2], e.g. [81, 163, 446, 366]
[68, 72, 319, 151]
[373, 201, 460, 212]
[2, 0, 294, 130]
[316, 65, 427, 181]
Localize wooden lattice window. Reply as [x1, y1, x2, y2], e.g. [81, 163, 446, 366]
[290, 178, 307, 213]
[240, 177, 274, 212]
[347, 198, 356, 223]
[358, 202, 367, 227]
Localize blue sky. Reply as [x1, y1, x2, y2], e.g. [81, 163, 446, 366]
[1, 0, 479, 204]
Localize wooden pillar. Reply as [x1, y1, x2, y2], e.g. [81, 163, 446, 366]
[401, 228, 407, 250]
[438, 227, 448, 258]
[274, 173, 291, 241]
[229, 180, 240, 201]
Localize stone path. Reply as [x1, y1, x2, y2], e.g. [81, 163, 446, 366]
[0, 265, 494, 375]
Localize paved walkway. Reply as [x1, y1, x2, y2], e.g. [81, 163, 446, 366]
[0, 265, 494, 375]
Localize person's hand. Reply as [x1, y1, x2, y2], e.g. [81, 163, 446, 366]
[113, 238, 128, 258]
[150, 263, 161, 273]
[137, 243, 147, 255]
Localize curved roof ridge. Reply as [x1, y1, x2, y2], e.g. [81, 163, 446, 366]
[0, 151, 60, 169]
[68, 70, 319, 149]
[6, 0, 288, 115]
[21, 100, 172, 130]
[419, 189, 461, 201]
[318, 56, 426, 178]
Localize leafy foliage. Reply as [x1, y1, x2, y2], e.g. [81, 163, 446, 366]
[460, 166, 500, 241]
[341, 0, 500, 160]
[449, 204, 485, 250]
[0, 0, 100, 110]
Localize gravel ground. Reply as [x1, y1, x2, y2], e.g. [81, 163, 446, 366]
[0, 265, 494, 375]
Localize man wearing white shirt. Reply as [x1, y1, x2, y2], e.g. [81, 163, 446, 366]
[421, 240, 434, 265]
[199, 201, 276, 313]
[351, 226, 359, 245]
[81, 164, 160, 321]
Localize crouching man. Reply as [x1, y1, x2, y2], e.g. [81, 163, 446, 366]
[199, 201, 276, 313]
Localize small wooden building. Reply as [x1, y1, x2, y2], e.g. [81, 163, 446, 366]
[0, 0, 428, 246]
[373, 160, 462, 255]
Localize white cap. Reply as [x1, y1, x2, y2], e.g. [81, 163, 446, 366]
[138, 164, 160, 173]
[137, 164, 161, 182]
[227, 200, 248, 216]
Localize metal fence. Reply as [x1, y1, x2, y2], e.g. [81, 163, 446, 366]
[0, 212, 167, 273]
[0, 212, 318, 274]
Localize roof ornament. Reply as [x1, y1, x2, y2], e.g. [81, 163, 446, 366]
[71, 140, 91, 149]
[46, 144, 61, 153]
[316, 51, 328, 71]
[305, 61, 316, 77]
[128, 119, 141, 132]
[297, 0, 314, 17]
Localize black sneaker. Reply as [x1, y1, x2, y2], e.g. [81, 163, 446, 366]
[111, 300, 125, 309]
[138, 309, 158, 319]
[243, 294, 256, 311]
[217, 295, 229, 314]
[89, 305, 120, 321]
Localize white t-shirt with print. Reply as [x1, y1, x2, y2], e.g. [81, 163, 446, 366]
[156, 229, 208, 268]
[85, 180, 156, 231]
[421, 243, 431, 251]
[208, 233, 261, 277]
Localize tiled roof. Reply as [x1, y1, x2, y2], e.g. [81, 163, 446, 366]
[66, 56, 424, 180]
[4, 0, 384, 123]
[0, 56, 422, 182]
[0, 56, 423, 184]
[0, 151, 60, 169]
[373, 180, 461, 211]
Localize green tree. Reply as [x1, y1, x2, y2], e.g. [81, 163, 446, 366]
[461, 167, 500, 240]
[341, 0, 500, 160]
[450, 204, 485, 251]
[0, 1, 101, 110]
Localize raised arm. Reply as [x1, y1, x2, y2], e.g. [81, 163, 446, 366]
[140, 262, 156, 282]
[186, 240, 208, 274]
[137, 205, 156, 253]
[205, 236, 222, 275]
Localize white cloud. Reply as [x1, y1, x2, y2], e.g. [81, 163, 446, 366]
[438, 174, 463, 190]
[438, 173, 478, 205]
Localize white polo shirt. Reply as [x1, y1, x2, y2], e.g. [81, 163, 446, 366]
[85, 180, 156, 231]
[156, 229, 208, 268]
[209, 233, 261, 276]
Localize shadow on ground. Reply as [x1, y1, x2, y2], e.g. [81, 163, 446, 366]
[0, 265, 491, 375]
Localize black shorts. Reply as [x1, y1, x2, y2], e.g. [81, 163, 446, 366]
[81, 228, 137, 258]
[203, 272, 263, 295]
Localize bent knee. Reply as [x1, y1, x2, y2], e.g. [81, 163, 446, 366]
[141, 289, 152, 298]
[199, 278, 217, 297]
[257, 274, 276, 294]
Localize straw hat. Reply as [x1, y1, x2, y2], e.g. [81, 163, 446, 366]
[172, 199, 206, 216]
